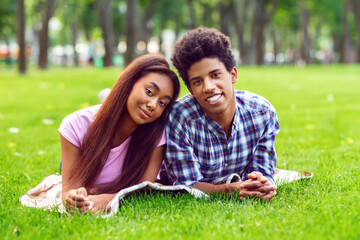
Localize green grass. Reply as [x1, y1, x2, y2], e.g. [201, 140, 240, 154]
[1, 65, 360, 239]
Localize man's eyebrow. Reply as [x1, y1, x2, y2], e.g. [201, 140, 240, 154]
[150, 82, 160, 91]
[189, 75, 201, 82]
[209, 69, 221, 74]
[190, 69, 221, 82]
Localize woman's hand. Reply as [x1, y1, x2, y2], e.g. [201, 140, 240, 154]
[86, 193, 117, 214]
[63, 187, 92, 213]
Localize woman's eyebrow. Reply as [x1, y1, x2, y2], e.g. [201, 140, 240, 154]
[150, 82, 160, 91]
[150, 82, 171, 100]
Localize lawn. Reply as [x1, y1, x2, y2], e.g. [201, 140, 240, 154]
[1, 64, 359, 239]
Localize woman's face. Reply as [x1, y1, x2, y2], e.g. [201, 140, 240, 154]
[126, 72, 174, 125]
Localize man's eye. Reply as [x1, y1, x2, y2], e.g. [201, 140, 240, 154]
[146, 88, 153, 96]
[193, 79, 201, 85]
[212, 73, 220, 78]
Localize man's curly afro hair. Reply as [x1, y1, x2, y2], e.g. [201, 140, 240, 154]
[171, 27, 236, 87]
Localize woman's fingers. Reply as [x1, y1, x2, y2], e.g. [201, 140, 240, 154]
[64, 189, 91, 211]
[76, 187, 88, 197]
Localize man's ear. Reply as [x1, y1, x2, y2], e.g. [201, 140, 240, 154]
[231, 67, 238, 84]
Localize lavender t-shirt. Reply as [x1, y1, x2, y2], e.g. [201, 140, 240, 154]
[58, 104, 166, 187]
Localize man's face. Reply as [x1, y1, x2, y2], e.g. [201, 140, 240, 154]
[186, 58, 237, 121]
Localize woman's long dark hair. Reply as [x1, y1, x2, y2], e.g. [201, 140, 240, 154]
[68, 54, 180, 194]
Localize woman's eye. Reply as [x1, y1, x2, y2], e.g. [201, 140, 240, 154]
[146, 88, 153, 96]
[159, 100, 167, 107]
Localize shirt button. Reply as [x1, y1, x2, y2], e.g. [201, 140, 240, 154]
[224, 163, 228, 167]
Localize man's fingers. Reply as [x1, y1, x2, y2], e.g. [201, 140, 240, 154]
[240, 190, 264, 198]
[262, 190, 277, 201]
[247, 171, 268, 183]
[244, 184, 277, 193]
[240, 189, 277, 201]
[242, 180, 276, 192]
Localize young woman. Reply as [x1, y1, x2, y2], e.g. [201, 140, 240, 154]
[59, 54, 180, 213]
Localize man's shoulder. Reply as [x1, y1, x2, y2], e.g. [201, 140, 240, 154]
[170, 93, 202, 118]
[235, 90, 276, 114]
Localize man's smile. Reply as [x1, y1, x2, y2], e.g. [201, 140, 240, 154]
[206, 94, 223, 103]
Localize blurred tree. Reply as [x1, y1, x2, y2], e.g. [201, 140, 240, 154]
[272, 0, 300, 64]
[124, 0, 137, 66]
[112, 0, 125, 49]
[152, 0, 187, 41]
[250, 0, 278, 65]
[299, 0, 311, 64]
[63, 0, 84, 66]
[16, 0, 26, 73]
[350, 0, 360, 62]
[38, 0, 57, 69]
[79, 1, 98, 42]
[95, 0, 114, 66]
[230, 0, 251, 64]
[187, 0, 196, 29]
[218, 0, 231, 36]
[0, 0, 15, 44]
[340, 0, 351, 63]
[139, 0, 157, 51]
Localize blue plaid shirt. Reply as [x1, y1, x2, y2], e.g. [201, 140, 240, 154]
[159, 90, 280, 186]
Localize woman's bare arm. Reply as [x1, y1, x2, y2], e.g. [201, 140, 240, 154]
[60, 135, 91, 211]
[138, 144, 166, 183]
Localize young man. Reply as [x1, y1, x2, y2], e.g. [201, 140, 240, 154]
[159, 27, 280, 201]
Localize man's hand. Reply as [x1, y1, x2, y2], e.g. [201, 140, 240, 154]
[239, 171, 277, 201]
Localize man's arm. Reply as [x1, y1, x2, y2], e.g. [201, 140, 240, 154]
[247, 107, 280, 184]
[192, 172, 277, 201]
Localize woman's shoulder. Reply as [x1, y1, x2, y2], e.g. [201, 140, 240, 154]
[58, 105, 102, 148]
[62, 104, 101, 125]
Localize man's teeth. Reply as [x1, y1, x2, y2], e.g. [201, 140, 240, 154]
[207, 94, 221, 102]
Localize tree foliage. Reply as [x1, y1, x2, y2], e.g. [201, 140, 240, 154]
[1, 0, 360, 70]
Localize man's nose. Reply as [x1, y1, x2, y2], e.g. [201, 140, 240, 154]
[203, 77, 215, 93]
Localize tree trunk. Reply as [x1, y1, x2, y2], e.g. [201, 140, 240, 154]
[250, 0, 278, 65]
[125, 0, 137, 66]
[299, 1, 311, 64]
[187, 0, 196, 28]
[16, 0, 26, 74]
[350, 0, 360, 62]
[218, 1, 230, 36]
[340, 0, 351, 63]
[38, 0, 57, 69]
[271, 27, 278, 64]
[201, 3, 211, 27]
[230, 0, 250, 65]
[142, 0, 156, 51]
[71, 22, 79, 66]
[95, 0, 114, 67]
[332, 32, 341, 62]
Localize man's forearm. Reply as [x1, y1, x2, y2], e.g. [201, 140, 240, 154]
[192, 182, 243, 194]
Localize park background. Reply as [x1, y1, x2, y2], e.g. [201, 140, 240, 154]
[1, 0, 359, 239]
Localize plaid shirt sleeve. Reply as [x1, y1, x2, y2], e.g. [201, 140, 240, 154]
[248, 106, 280, 184]
[163, 109, 204, 186]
